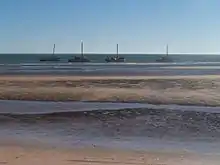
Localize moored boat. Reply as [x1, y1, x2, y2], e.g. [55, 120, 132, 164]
[39, 44, 60, 62]
[68, 41, 91, 62]
[156, 44, 173, 62]
[105, 44, 125, 62]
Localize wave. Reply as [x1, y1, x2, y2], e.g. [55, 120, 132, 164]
[1, 61, 220, 77]
[2, 61, 220, 67]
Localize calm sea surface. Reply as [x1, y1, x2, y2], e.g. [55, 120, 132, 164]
[1, 53, 220, 64]
[1, 54, 220, 76]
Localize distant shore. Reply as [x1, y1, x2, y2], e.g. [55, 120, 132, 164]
[0, 75, 220, 106]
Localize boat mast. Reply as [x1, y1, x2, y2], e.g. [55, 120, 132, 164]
[166, 44, 168, 56]
[52, 44, 56, 55]
[81, 40, 84, 58]
[116, 44, 119, 57]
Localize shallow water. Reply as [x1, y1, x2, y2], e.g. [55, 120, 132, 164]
[1, 100, 220, 154]
[1, 61, 220, 76]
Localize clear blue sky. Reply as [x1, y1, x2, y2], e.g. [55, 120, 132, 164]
[0, 0, 220, 53]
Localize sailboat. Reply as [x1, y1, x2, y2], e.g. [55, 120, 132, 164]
[68, 41, 90, 62]
[105, 44, 125, 62]
[156, 44, 173, 62]
[39, 44, 60, 62]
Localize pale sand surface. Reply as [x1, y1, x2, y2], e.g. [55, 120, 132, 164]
[0, 75, 220, 106]
[1, 75, 220, 81]
[0, 145, 219, 165]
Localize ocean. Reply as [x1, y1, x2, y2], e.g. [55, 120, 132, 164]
[1, 53, 220, 64]
[1, 53, 220, 154]
[1, 54, 220, 76]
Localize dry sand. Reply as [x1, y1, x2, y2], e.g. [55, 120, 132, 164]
[0, 145, 219, 165]
[0, 75, 220, 106]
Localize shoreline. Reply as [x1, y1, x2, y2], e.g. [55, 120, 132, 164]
[1, 74, 220, 80]
[0, 98, 219, 107]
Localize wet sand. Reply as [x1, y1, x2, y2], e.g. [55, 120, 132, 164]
[0, 145, 219, 165]
[0, 75, 220, 106]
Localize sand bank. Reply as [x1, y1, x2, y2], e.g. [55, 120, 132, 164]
[0, 145, 219, 165]
[0, 75, 220, 106]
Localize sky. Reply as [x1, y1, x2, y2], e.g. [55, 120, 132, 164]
[0, 0, 220, 54]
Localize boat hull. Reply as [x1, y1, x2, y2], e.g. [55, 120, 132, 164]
[156, 57, 173, 63]
[68, 58, 90, 63]
[105, 57, 125, 63]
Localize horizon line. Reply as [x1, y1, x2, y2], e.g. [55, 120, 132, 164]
[0, 53, 220, 55]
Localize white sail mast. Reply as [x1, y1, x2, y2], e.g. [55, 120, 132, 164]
[166, 44, 169, 56]
[116, 44, 119, 57]
[81, 40, 84, 58]
[52, 44, 55, 55]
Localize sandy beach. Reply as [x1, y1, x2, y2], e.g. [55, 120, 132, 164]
[1, 75, 220, 164]
[0, 144, 219, 165]
[0, 75, 220, 106]
[2, 0, 220, 163]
